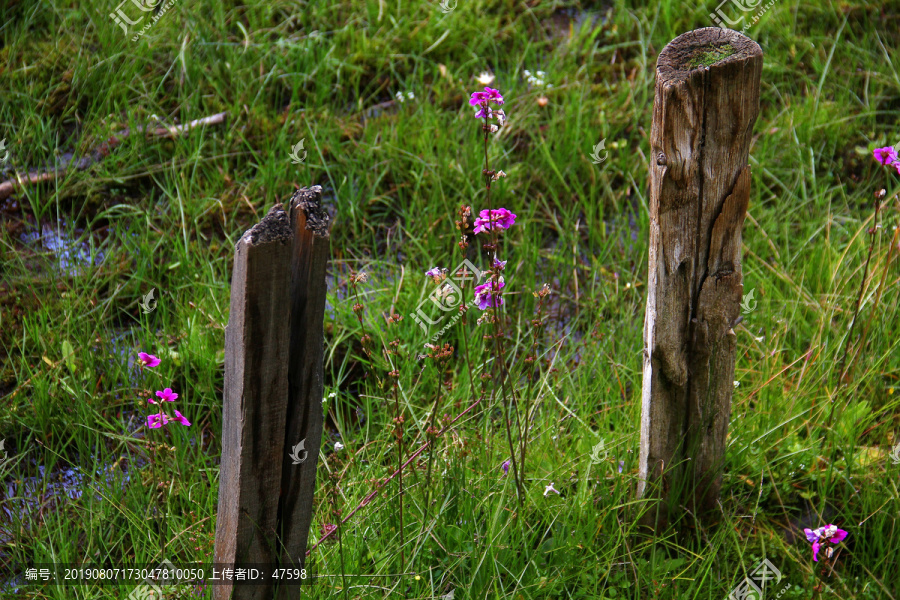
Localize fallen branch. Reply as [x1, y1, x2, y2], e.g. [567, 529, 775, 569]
[0, 111, 227, 201]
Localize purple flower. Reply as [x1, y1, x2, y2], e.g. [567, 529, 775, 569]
[425, 267, 447, 283]
[469, 87, 505, 120]
[473, 278, 505, 310]
[618, 461, 624, 473]
[147, 413, 170, 429]
[804, 524, 848, 562]
[171, 410, 191, 426]
[874, 146, 898, 166]
[151, 388, 178, 403]
[482, 87, 504, 105]
[137, 352, 161, 368]
[492, 258, 507, 271]
[473, 208, 516, 235]
[501, 460, 510, 475]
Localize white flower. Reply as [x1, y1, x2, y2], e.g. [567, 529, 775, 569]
[491, 170, 507, 181]
[488, 124, 498, 133]
[544, 482, 560, 496]
[334, 442, 344, 451]
[495, 109, 506, 126]
[476, 71, 495, 85]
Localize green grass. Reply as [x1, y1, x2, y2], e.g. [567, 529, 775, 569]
[1, 0, 899, 598]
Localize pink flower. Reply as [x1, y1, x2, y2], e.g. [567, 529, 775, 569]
[151, 388, 178, 403]
[137, 352, 161, 368]
[481, 87, 504, 105]
[147, 409, 191, 428]
[474, 278, 505, 310]
[171, 410, 191, 426]
[543, 482, 560, 496]
[147, 413, 170, 429]
[425, 267, 447, 283]
[804, 524, 848, 562]
[469, 87, 505, 120]
[873, 146, 898, 166]
[473, 208, 516, 235]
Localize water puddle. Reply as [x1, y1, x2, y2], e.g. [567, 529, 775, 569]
[19, 222, 105, 276]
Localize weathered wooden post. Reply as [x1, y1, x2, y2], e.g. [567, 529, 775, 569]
[638, 28, 762, 526]
[214, 187, 330, 600]
[276, 187, 331, 599]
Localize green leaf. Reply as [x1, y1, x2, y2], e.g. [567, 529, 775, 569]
[62, 340, 76, 375]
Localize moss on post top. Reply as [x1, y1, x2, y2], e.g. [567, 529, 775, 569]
[688, 43, 736, 68]
[657, 27, 762, 83]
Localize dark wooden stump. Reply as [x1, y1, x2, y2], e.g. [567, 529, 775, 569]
[275, 188, 331, 600]
[213, 187, 331, 600]
[214, 204, 294, 600]
[637, 28, 762, 526]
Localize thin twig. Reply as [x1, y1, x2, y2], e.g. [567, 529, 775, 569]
[0, 112, 227, 200]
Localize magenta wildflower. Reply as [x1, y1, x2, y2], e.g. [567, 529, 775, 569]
[492, 258, 507, 271]
[137, 352, 161, 368]
[482, 87, 504, 105]
[873, 146, 898, 166]
[151, 388, 178, 403]
[425, 267, 447, 283]
[804, 524, 848, 562]
[147, 413, 170, 429]
[474, 106, 493, 119]
[474, 278, 505, 310]
[171, 410, 191, 427]
[469, 86, 505, 107]
[473, 208, 516, 235]
[501, 460, 510, 475]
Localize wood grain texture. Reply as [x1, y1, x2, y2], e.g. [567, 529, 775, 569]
[275, 186, 331, 599]
[214, 204, 294, 600]
[638, 27, 761, 525]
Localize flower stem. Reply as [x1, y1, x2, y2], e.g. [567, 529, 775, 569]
[482, 115, 524, 506]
